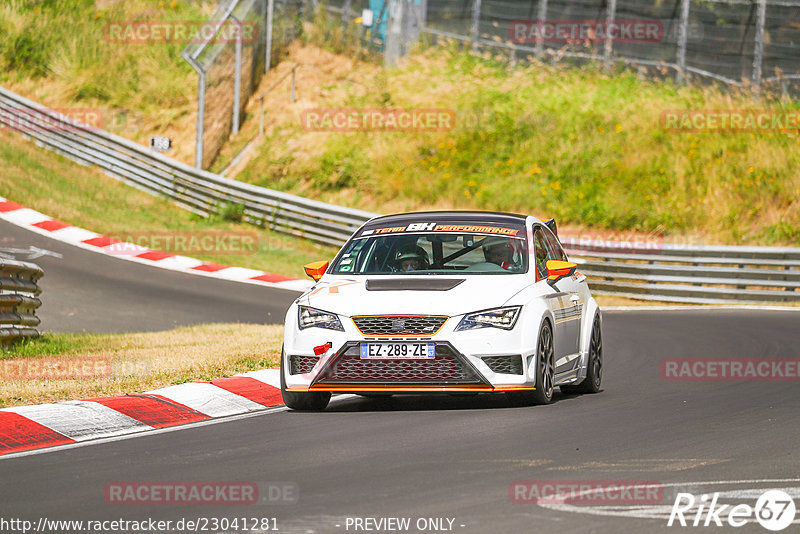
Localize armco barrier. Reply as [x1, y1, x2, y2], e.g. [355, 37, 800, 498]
[1, 85, 799, 304]
[562, 238, 800, 305]
[0, 259, 43, 343]
[0, 86, 376, 248]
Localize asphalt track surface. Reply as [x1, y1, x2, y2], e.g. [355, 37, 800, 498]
[3, 219, 799, 533]
[0, 219, 299, 332]
[2, 308, 799, 533]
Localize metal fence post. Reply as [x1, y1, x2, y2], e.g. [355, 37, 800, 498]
[342, 0, 351, 27]
[469, 0, 482, 52]
[752, 0, 767, 90]
[535, 0, 547, 59]
[291, 66, 296, 102]
[233, 15, 242, 135]
[265, 0, 274, 72]
[259, 96, 265, 137]
[675, 0, 690, 85]
[196, 71, 205, 168]
[603, 0, 617, 70]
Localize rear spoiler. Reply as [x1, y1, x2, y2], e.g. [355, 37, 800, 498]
[544, 218, 558, 236]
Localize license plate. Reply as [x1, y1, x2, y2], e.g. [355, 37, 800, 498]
[360, 343, 436, 359]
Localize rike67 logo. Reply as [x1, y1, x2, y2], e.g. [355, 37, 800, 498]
[668, 490, 796, 531]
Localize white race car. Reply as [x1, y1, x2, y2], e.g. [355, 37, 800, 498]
[281, 211, 602, 410]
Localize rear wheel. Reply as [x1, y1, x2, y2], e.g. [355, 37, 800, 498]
[280, 348, 331, 411]
[561, 315, 602, 395]
[506, 320, 554, 406]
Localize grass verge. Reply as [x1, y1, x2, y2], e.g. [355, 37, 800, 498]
[0, 0, 209, 165]
[233, 41, 800, 247]
[0, 323, 282, 408]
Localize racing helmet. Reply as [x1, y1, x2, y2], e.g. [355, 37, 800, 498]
[394, 244, 430, 271]
[483, 238, 514, 266]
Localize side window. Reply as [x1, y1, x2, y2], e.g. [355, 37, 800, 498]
[532, 228, 550, 279]
[543, 228, 568, 262]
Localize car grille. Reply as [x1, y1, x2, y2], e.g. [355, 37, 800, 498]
[289, 355, 319, 375]
[482, 355, 524, 375]
[316, 344, 484, 384]
[352, 315, 448, 337]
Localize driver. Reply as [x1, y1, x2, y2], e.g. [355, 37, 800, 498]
[483, 239, 515, 270]
[393, 244, 430, 272]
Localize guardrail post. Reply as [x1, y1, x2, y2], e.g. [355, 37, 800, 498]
[469, 0, 482, 52]
[752, 0, 767, 92]
[675, 0, 690, 85]
[603, 0, 617, 71]
[0, 260, 43, 345]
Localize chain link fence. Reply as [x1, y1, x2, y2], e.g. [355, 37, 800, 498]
[429, 0, 800, 91]
[185, 0, 799, 168]
[182, 0, 303, 169]
[320, 0, 800, 94]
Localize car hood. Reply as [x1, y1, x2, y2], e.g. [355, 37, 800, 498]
[300, 275, 528, 317]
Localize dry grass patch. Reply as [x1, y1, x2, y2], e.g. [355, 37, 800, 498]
[0, 323, 283, 408]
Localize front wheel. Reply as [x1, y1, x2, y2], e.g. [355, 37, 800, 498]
[506, 320, 555, 406]
[561, 314, 602, 395]
[280, 348, 331, 411]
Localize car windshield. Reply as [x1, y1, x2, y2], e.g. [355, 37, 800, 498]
[331, 231, 528, 275]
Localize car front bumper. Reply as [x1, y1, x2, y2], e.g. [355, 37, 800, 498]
[283, 309, 539, 393]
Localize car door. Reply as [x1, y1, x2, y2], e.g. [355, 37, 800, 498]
[533, 226, 582, 364]
[542, 228, 586, 362]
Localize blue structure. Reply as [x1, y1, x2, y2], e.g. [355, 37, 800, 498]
[369, 0, 388, 43]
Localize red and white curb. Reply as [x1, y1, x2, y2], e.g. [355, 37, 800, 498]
[0, 369, 283, 456]
[0, 197, 313, 293]
[0, 198, 309, 456]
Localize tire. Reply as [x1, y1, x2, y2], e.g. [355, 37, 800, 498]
[506, 320, 555, 406]
[561, 314, 602, 395]
[280, 348, 331, 411]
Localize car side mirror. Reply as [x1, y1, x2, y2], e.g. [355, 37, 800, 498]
[303, 261, 329, 281]
[545, 260, 577, 285]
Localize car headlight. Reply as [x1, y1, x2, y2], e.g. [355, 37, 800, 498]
[455, 306, 521, 331]
[298, 306, 344, 331]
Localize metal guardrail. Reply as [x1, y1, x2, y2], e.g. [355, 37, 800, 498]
[1, 85, 799, 304]
[0, 260, 43, 344]
[0, 86, 376, 248]
[562, 238, 800, 304]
